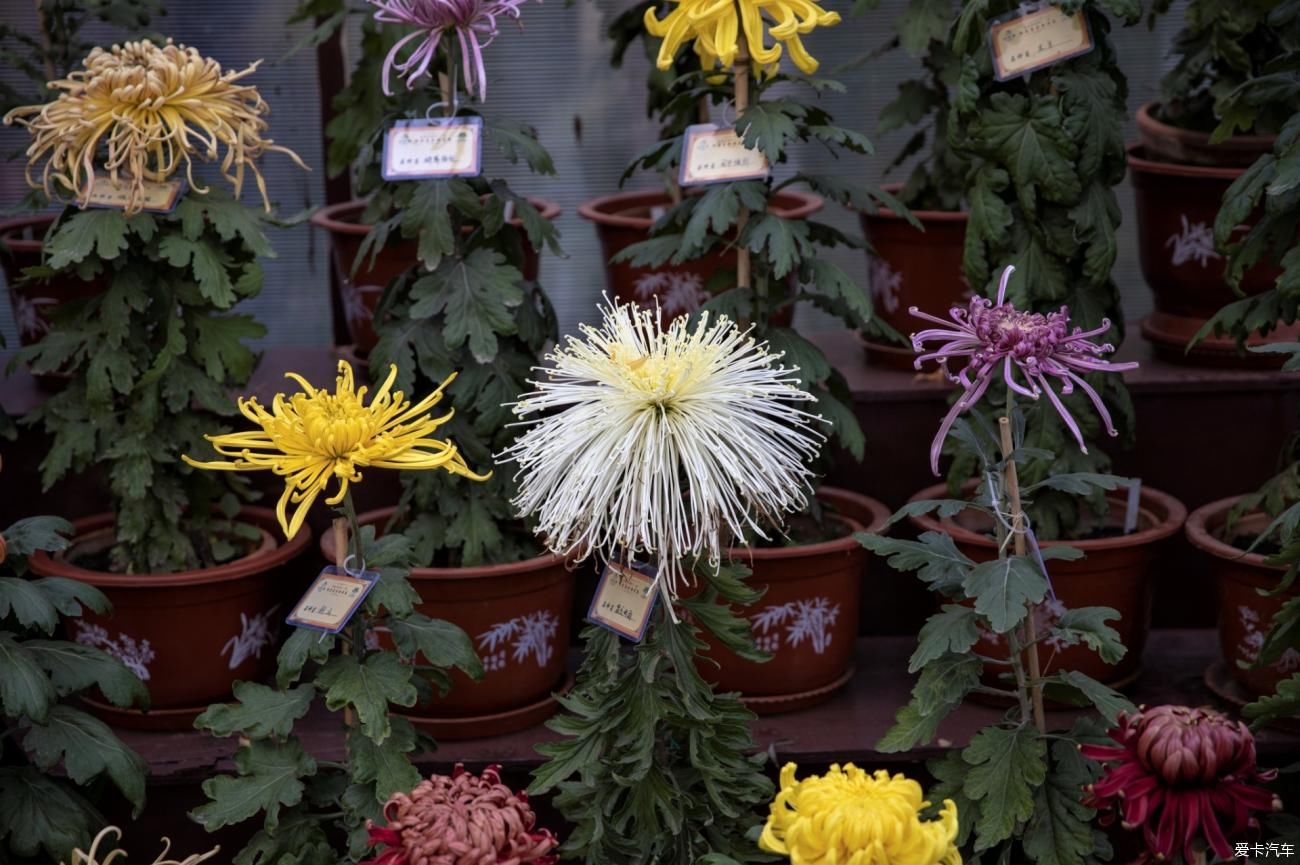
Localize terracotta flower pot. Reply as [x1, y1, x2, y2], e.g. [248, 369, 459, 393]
[698, 486, 889, 714]
[858, 189, 968, 370]
[1136, 101, 1276, 169]
[909, 482, 1187, 688]
[29, 507, 312, 730]
[1129, 106, 1297, 367]
[321, 507, 574, 739]
[1186, 496, 1297, 698]
[579, 189, 821, 323]
[310, 198, 562, 354]
[1, 214, 106, 388]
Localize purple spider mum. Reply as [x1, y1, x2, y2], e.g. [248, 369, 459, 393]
[371, 0, 532, 100]
[910, 265, 1137, 475]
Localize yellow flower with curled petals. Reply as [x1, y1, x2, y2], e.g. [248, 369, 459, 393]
[183, 361, 487, 540]
[643, 0, 840, 76]
[759, 763, 962, 865]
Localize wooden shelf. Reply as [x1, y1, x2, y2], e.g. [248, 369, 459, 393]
[117, 629, 1298, 783]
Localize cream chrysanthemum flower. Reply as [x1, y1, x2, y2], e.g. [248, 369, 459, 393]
[644, 0, 840, 76]
[4, 39, 306, 214]
[760, 763, 962, 865]
[501, 300, 822, 600]
[184, 361, 487, 540]
[62, 825, 219, 865]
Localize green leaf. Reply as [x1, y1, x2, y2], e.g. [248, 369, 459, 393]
[389, 613, 484, 679]
[1244, 672, 1300, 726]
[744, 214, 810, 279]
[0, 634, 55, 723]
[2, 517, 72, 557]
[191, 739, 317, 832]
[963, 725, 1047, 849]
[681, 184, 742, 255]
[45, 210, 129, 269]
[0, 767, 104, 860]
[195, 681, 315, 739]
[1024, 739, 1099, 865]
[911, 606, 982, 673]
[189, 313, 263, 383]
[401, 181, 456, 270]
[0, 578, 59, 634]
[22, 704, 147, 813]
[201, 194, 275, 258]
[876, 700, 944, 753]
[233, 814, 337, 865]
[316, 653, 418, 744]
[736, 99, 804, 163]
[856, 531, 973, 594]
[914, 652, 982, 716]
[963, 556, 1048, 634]
[1052, 607, 1126, 664]
[158, 234, 236, 307]
[31, 577, 109, 617]
[899, 0, 951, 55]
[408, 249, 523, 363]
[972, 92, 1080, 216]
[1056, 670, 1134, 723]
[346, 716, 420, 801]
[22, 640, 149, 709]
[485, 116, 556, 174]
[1023, 473, 1129, 496]
[276, 629, 335, 689]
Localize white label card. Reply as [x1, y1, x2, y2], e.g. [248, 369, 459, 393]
[85, 175, 186, 213]
[286, 566, 380, 633]
[587, 561, 659, 642]
[679, 124, 769, 188]
[382, 117, 483, 181]
[989, 3, 1094, 81]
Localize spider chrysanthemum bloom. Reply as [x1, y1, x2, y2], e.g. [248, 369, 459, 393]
[644, 0, 840, 76]
[501, 300, 822, 601]
[3, 39, 306, 215]
[759, 762, 962, 865]
[910, 265, 1137, 475]
[371, 0, 533, 100]
[1081, 705, 1282, 864]
[183, 361, 487, 540]
[361, 764, 558, 865]
[63, 825, 220, 865]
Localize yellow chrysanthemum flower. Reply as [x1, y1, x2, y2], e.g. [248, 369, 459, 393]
[184, 361, 487, 540]
[643, 0, 840, 76]
[759, 763, 962, 865]
[3, 38, 306, 215]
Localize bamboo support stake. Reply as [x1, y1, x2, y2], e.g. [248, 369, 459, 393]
[733, 37, 752, 291]
[998, 417, 1047, 734]
[332, 516, 356, 729]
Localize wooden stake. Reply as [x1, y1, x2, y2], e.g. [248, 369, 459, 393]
[333, 516, 356, 729]
[733, 37, 752, 292]
[999, 417, 1047, 734]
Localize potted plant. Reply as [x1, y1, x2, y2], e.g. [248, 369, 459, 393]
[0, 516, 150, 861]
[858, 0, 972, 369]
[0, 1, 161, 366]
[304, 0, 577, 737]
[186, 360, 490, 862]
[7, 38, 311, 729]
[1129, 1, 1300, 364]
[295, 0, 561, 356]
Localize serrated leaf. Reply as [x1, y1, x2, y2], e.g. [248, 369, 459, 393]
[963, 725, 1047, 849]
[0, 766, 104, 860]
[191, 739, 317, 832]
[972, 92, 1079, 216]
[0, 579, 59, 634]
[158, 235, 236, 307]
[346, 716, 420, 801]
[1244, 672, 1300, 726]
[45, 210, 129, 269]
[744, 214, 810, 279]
[316, 653, 418, 744]
[402, 181, 456, 270]
[899, 0, 951, 55]
[22, 704, 146, 813]
[389, 613, 484, 679]
[32, 577, 109, 617]
[485, 116, 556, 174]
[2, 517, 73, 557]
[277, 629, 336, 689]
[1056, 670, 1134, 723]
[857, 531, 973, 594]
[1024, 739, 1099, 865]
[876, 699, 945, 753]
[22, 640, 149, 709]
[963, 556, 1048, 634]
[233, 814, 336, 865]
[189, 313, 263, 382]
[911, 606, 983, 672]
[736, 99, 803, 163]
[914, 652, 981, 716]
[195, 681, 315, 739]
[408, 248, 523, 363]
[1023, 472, 1129, 496]
[0, 634, 55, 722]
[1052, 607, 1126, 664]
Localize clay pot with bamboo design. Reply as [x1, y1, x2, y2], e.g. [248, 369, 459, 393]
[695, 486, 889, 714]
[908, 481, 1187, 688]
[310, 199, 561, 355]
[1129, 104, 1296, 366]
[1186, 496, 1298, 698]
[29, 507, 312, 730]
[321, 506, 575, 740]
[858, 187, 969, 370]
[579, 189, 820, 324]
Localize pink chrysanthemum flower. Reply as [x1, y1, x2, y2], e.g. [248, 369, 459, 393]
[371, 0, 532, 100]
[909, 265, 1137, 475]
[1080, 706, 1281, 863]
[361, 764, 558, 865]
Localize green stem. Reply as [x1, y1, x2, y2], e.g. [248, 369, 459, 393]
[342, 491, 368, 661]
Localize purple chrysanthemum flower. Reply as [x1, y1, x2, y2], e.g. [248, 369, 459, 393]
[371, 0, 532, 100]
[910, 265, 1137, 475]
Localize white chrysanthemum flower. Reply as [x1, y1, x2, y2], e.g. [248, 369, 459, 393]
[501, 300, 824, 601]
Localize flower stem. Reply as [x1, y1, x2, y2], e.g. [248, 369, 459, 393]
[733, 34, 752, 295]
[998, 414, 1046, 734]
[342, 491, 368, 664]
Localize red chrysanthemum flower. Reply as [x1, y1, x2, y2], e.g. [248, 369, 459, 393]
[1080, 705, 1281, 863]
[361, 764, 558, 865]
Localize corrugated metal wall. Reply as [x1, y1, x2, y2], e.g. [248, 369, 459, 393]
[0, 0, 1188, 347]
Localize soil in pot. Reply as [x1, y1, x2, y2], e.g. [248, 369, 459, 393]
[858, 188, 969, 371]
[320, 507, 575, 739]
[696, 486, 889, 714]
[579, 189, 820, 324]
[310, 199, 562, 354]
[1137, 101, 1276, 169]
[909, 483, 1187, 689]
[1186, 497, 1297, 698]
[29, 507, 313, 730]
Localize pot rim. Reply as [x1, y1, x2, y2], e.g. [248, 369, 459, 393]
[29, 506, 311, 587]
[0, 213, 57, 254]
[723, 485, 889, 561]
[859, 182, 968, 224]
[1135, 101, 1276, 159]
[577, 188, 822, 229]
[908, 481, 1188, 551]
[319, 505, 568, 580]
[1185, 495, 1287, 572]
[1126, 141, 1247, 181]
[310, 197, 563, 236]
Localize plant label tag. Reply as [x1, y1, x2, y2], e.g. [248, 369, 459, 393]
[84, 175, 186, 213]
[679, 123, 769, 187]
[588, 560, 659, 642]
[988, 4, 1093, 81]
[286, 566, 380, 634]
[382, 117, 483, 181]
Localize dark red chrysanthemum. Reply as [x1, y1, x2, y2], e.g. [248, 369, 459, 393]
[361, 763, 558, 865]
[1080, 705, 1281, 863]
